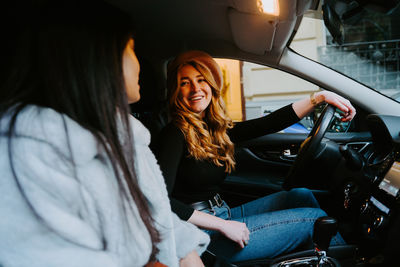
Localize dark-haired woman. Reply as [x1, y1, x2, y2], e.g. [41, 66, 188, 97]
[0, 2, 208, 267]
[154, 50, 355, 262]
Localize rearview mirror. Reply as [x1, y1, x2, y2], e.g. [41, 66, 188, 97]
[322, 3, 344, 44]
[321, 0, 400, 45]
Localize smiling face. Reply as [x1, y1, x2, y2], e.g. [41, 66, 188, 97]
[178, 64, 213, 116]
[123, 39, 141, 104]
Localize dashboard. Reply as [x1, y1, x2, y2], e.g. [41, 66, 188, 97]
[364, 114, 400, 201]
[360, 151, 400, 232]
[378, 160, 400, 198]
[343, 114, 400, 259]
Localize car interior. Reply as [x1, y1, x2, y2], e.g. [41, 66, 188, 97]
[3, 0, 400, 266]
[114, 0, 400, 266]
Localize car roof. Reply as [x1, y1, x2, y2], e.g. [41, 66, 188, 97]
[110, 0, 318, 66]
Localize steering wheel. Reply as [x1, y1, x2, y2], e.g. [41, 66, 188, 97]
[283, 104, 336, 190]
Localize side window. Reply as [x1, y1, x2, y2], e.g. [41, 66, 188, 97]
[214, 59, 351, 133]
[215, 58, 317, 133]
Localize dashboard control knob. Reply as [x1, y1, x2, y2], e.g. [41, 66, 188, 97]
[360, 201, 369, 214]
[373, 215, 384, 228]
[343, 183, 353, 209]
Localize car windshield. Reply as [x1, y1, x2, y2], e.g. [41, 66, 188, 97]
[289, 2, 400, 103]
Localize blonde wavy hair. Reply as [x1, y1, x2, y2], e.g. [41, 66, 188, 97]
[168, 60, 236, 173]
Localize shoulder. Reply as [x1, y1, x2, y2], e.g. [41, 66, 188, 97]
[158, 122, 185, 147]
[1, 105, 98, 164]
[128, 115, 151, 146]
[160, 122, 184, 139]
[151, 122, 185, 155]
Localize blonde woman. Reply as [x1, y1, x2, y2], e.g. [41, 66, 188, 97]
[154, 50, 355, 263]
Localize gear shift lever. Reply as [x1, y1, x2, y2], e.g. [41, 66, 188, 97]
[313, 216, 338, 266]
[269, 216, 340, 267]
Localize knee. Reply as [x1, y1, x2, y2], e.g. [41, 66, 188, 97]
[317, 208, 327, 217]
[290, 187, 314, 198]
[299, 207, 327, 220]
[311, 208, 327, 219]
[291, 187, 310, 193]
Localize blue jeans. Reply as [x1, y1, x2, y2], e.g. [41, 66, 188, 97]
[203, 188, 345, 262]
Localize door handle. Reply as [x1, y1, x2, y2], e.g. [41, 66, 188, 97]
[280, 150, 297, 162]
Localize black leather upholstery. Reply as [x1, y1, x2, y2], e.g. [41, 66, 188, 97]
[130, 57, 168, 141]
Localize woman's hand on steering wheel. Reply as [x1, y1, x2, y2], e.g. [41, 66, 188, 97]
[315, 91, 356, 122]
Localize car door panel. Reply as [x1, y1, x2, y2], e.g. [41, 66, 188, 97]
[221, 131, 372, 205]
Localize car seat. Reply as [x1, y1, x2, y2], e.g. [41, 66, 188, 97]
[130, 57, 169, 142]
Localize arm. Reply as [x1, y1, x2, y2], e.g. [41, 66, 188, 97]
[170, 213, 210, 260]
[153, 124, 196, 220]
[154, 124, 185, 193]
[188, 210, 250, 249]
[229, 104, 300, 142]
[129, 116, 210, 265]
[229, 91, 356, 143]
[1, 138, 122, 267]
[154, 124, 250, 248]
[292, 91, 356, 121]
[180, 250, 204, 267]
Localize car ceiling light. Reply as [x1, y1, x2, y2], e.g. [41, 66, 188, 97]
[257, 0, 279, 16]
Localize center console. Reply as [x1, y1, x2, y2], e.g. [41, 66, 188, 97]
[358, 152, 400, 238]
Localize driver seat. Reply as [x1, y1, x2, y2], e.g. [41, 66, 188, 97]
[130, 57, 169, 142]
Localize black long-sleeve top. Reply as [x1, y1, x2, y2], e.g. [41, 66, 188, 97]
[153, 104, 300, 221]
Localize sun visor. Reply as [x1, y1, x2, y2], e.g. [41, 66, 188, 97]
[228, 10, 277, 55]
[228, 0, 312, 55]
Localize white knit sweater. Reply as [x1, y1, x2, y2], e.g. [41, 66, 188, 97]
[0, 105, 209, 267]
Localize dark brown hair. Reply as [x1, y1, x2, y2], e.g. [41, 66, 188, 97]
[0, 0, 160, 260]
